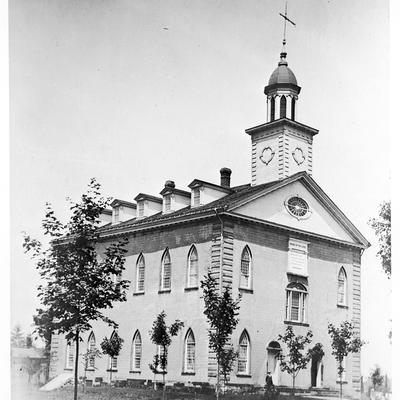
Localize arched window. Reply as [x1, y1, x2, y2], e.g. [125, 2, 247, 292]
[280, 95, 287, 118]
[131, 330, 142, 371]
[161, 249, 172, 290]
[270, 96, 275, 121]
[109, 331, 118, 370]
[66, 340, 75, 370]
[87, 332, 96, 369]
[337, 267, 347, 306]
[291, 97, 296, 120]
[286, 283, 308, 323]
[187, 246, 198, 288]
[184, 329, 196, 373]
[136, 254, 145, 293]
[237, 330, 250, 375]
[240, 246, 252, 289]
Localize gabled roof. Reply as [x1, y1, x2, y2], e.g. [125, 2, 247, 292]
[134, 193, 163, 203]
[188, 179, 234, 194]
[98, 172, 369, 248]
[110, 199, 136, 208]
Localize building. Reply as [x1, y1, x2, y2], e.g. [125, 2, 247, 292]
[49, 42, 369, 398]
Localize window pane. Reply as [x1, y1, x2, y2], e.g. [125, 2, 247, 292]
[185, 332, 195, 372]
[238, 334, 249, 374]
[291, 291, 300, 321]
[133, 334, 142, 370]
[137, 256, 145, 292]
[188, 248, 198, 287]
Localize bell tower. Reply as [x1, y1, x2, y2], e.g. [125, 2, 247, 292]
[246, 6, 319, 186]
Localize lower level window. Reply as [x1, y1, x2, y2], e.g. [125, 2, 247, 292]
[286, 283, 308, 323]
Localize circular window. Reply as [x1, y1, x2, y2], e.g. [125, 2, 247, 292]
[285, 196, 310, 219]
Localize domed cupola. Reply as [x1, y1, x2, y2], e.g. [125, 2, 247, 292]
[264, 51, 301, 122]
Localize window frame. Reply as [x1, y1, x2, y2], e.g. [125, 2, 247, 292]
[183, 329, 196, 374]
[87, 332, 96, 370]
[135, 254, 145, 293]
[131, 330, 142, 372]
[65, 340, 75, 370]
[285, 283, 308, 324]
[160, 249, 172, 291]
[108, 331, 118, 371]
[237, 330, 251, 376]
[239, 246, 252, 290]
[187, 245, 199, 289]
[337, 267, 347, 307]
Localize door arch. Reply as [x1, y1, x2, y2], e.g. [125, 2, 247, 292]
[266, 341, 281, 386]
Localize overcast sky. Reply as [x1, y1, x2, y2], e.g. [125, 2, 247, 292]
[9, 0, 391, 377]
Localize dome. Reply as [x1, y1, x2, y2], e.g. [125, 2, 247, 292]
[268, 62, 297, 86]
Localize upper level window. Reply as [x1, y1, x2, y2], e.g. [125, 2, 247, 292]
[237, 330, 250, 375]
[193, 188, 200, 207]
[131, 330, 142, 371]
[66, 340, 75, 369]
[137, 201, 144, 217]
[337, 267, 347, 306]
[184, 329, 196, 373]
[113, 207, 120, 224]
[161, 249, 171, 290]
[286, 282, 308, 323]
[280, 95, 287, 118]
[135, 254, 145, 293]
[187, 246, 198, 288]
[240, 246, 252, 289]
[87, 332, 96, 369]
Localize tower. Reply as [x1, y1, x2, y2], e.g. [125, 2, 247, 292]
[246, 8, 319, 186]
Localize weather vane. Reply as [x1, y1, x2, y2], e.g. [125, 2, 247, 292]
[279, 2, 296, 54]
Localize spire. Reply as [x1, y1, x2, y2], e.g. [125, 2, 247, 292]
[279, 2, 295, 65]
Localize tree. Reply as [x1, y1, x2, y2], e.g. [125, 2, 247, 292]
[11, 325, 25, 347]
[201, 272, 241, 400]
[100, 332, 123, 385]
[277, 326, 313, 396]
[368, 201, 391, 278]
[81, 346, 102, 392]
[148, 311, 184, 400]
[370, 365, 384, 390]
[23, 178, 130, 400]
[328, 321, 364, 399]
[25, 334, 33, 348]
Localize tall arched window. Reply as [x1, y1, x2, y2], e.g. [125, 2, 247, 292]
[184, 329, 196, 373]
[237, 330, 250, 375]
[240, 246, 252, 289]
[187, 246, 198, 288]
[131, 330, 142, 371]
[291, 97, 296, 120]
[109, 331, 118, 370]
[286, 283, 308, 323]
[161, 249, 172, 290]
[337, 267, 347, 306]
[66, 340, 75, 370]
[270, 96, 275, 121]
[136, 254, 145, 293]
[87, 332, 96, 369]
[280, 95, 287, 118]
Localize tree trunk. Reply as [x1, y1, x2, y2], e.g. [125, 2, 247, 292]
[110, 367, 113, 387]
[216, 364, 220, 400]
[292, 375, 295, 399]
[340, 379, 343, 399]
[74, 330, 80, 400]
[162, 373, 166, 400]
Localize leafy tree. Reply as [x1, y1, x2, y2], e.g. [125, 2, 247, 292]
[25, 334, 33, 348]
[370, 365, 384, 390]
[148, 311, 184, 399]
[11, 325, 25, 347]
[368, 201, 391, 278]
[201, 272, 241, 400]
[22, 178, 130, 400]
[81, 346, 102, 392]
[277, 326, 313, 395]
[328, 321, 364, 399]
[100, 332, 123, 385]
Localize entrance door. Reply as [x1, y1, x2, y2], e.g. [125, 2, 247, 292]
[311, 356, 323, 388]
[266, 341, 281, 386]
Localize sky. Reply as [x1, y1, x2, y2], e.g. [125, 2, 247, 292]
[8, 0, 391, 378]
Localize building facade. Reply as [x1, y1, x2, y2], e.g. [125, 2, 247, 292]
[49, 49, 369, 398]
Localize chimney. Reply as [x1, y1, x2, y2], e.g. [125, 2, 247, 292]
[220, 168, 232, 188]
[164, 180, 175, 189]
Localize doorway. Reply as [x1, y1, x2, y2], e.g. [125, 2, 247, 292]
[266, 341, 281, 386]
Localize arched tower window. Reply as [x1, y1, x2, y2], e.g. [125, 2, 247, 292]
[270, 96, 275, 121]
[131, 330, 142, 371]
[161, 249, 172, 290]
[136, 254, 145, 293]
[237, 330, 250, 375]
[87, 332, 96, 369]
[184, 329, 196, 373]
[291, 97, 296, 120]
[280, 95, 287, 118]
[286, 282, 308, 323]
[187, 245, 198, 288]
[240, 246, 252, 289]
[337, 267, 347, 306]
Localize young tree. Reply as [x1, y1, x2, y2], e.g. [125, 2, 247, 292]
[277, 325, 313, 396]
[370, 365, 384, 390]
[368, 201, 391, 278]
[100, 332, 123, 385]
[81, 346, 102, 392]
[11, 325, 25, 347]
[148, 311, 184, 400]
[328, 321, 364, 399]
[25, 334, 33, 348]
[23, 178, 130, 400]
[201, 272, 241, 400]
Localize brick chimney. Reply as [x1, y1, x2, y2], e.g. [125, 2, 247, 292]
[220, 167, 232, 188]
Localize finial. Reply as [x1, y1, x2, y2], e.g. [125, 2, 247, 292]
[279, 2, 295, 62]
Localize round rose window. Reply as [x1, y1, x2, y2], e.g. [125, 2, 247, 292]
[285, 196, 310, 218]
